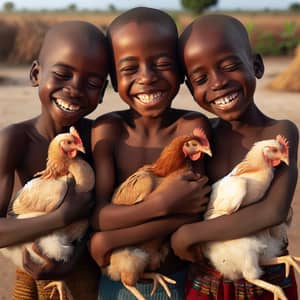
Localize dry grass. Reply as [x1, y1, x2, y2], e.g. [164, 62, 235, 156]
[0, 11, 299, 64]
[269, 45, 300, 92]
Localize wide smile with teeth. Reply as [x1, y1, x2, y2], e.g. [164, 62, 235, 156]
[134, 92, 163, 104]
[213, 92, 239, 107]
[54, 98, 80, 112]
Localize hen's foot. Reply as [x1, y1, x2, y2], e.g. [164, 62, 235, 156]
[246, 278, 287, 300]
[141, 272, 176, 298]
[44, 280, 73, 300]
[122, 282, 146, 300]
[261, 255, 300, 277]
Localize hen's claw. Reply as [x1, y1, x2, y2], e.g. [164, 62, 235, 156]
[44, 281, 74, 300]
[123, 282, 146, 300]
[246, 278, 287, 300]
[142, 272, 176, 298]
[261, 255, 300, 277]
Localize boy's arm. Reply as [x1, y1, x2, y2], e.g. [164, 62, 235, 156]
[90, 214, 199, 267]
[91, 114, 210, 231]
[0, 125, 93, 247]
[172, 120, 298, 257]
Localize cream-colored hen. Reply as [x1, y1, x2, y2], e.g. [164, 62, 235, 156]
[105, 128, 212, 300]
[0, 126, 95, 300]
[203, 135, 300, 300]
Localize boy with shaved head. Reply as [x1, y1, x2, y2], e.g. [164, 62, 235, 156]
[0, 21, 109, 299]
[89, 6, 211, 300]
[171, 14, 299, 299]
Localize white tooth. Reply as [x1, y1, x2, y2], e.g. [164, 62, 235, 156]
[137, 92, 162, 104]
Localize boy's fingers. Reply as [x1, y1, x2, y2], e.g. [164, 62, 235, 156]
[181, 171, 201, 181]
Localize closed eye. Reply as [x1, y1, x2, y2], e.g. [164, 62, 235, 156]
[53, 71, 71, 80]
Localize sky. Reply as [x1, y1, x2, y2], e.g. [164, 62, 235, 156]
[0, 0, 298, 11]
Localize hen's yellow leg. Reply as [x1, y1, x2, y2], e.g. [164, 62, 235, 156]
[261, 255, 300, 277]
[246, 278, 287, 300]
[44, 280, 73, 300]
[122, 282, 146, 300]
[141, 272, 176, 298]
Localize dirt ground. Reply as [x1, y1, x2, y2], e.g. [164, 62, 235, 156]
[0, 57, 299, 299]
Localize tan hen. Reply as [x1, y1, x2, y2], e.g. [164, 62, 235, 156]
[0, 126, 95, 300]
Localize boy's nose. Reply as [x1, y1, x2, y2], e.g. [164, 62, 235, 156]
[210, 71, 228, 90]
[63, 78, 83, 97]
[137, 66, 158, 85]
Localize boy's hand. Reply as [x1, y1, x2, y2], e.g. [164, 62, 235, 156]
[171, 227, 204, 262]
[56, 177, 94, 225]
[88, 231, 112, 268]
[155, 172, 211, 215]
[22, 243, 75, 280]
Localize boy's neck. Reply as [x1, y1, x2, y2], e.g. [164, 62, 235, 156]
[218, 104, 269, 131]
[127, 108, 177, 134]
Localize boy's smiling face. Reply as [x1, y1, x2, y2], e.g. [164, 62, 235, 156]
[111, 21, 181, 118]
[31, 24, 109, 127]
[183, 21, 264, 122]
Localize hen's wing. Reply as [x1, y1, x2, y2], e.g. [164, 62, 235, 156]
[112, 168, 158, 205]
[12, 176, 68, 215]
[206, 175, 248, 218]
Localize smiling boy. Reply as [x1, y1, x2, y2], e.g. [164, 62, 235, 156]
[0, 21, 109, 299]
[171, 14, 299, 299]
[89, 7, 211, 300]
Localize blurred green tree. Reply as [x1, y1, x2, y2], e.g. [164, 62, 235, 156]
[3, 1, 15, 12]
[67, 3, 77, 11]
[181, 0, 218, 14]
[108, 4, 117, 12]
[289, 2, 300, 11]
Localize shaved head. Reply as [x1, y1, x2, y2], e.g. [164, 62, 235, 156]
[38, 21, 107, 64]
[180, 14, 252, 57]
[108, 7, 178, 39]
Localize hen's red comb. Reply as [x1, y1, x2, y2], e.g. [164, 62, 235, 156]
[193, 127, 209, 147]
[70, 126, 83, 145]
[276, 134, 289, 156]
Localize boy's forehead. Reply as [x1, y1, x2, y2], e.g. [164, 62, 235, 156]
[39, 21, 107, 63]
[111, 20, 176, 41]
[184, 19, 250, 57]
[111, 21, 177, 55]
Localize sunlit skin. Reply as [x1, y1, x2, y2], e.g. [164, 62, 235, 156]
[32, 23, 108, 131]
[0, 21, 109, 299]
[89, 9, 212, 295]
[110, 21, 181, 119]
[182, 17, 263, 123]
[170, 15, 299, 298]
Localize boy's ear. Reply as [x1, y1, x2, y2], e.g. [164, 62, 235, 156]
[98, 79, 109, 104]
[30, 60, 40, 87]
[253, 53, 264, 79]
[185, 77, 194, 95]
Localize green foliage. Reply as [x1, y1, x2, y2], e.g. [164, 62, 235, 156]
[181, 0, 218, 14]
[3, 1, 14, 12]
[108, 4, 117, 12]
[289, 2, 300, 11]
[249, 21, 300, 56]
[67, 4, 77, 11]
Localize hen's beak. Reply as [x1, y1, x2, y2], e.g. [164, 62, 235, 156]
[281, 155, 289, 166]
[76, 143, 86, 154]
[203, 147, 212, 157]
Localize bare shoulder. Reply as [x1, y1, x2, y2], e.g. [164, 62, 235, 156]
[0, 120, 35, 168]
[0, 120, 32, 149]
[92, 110, 129, 146]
